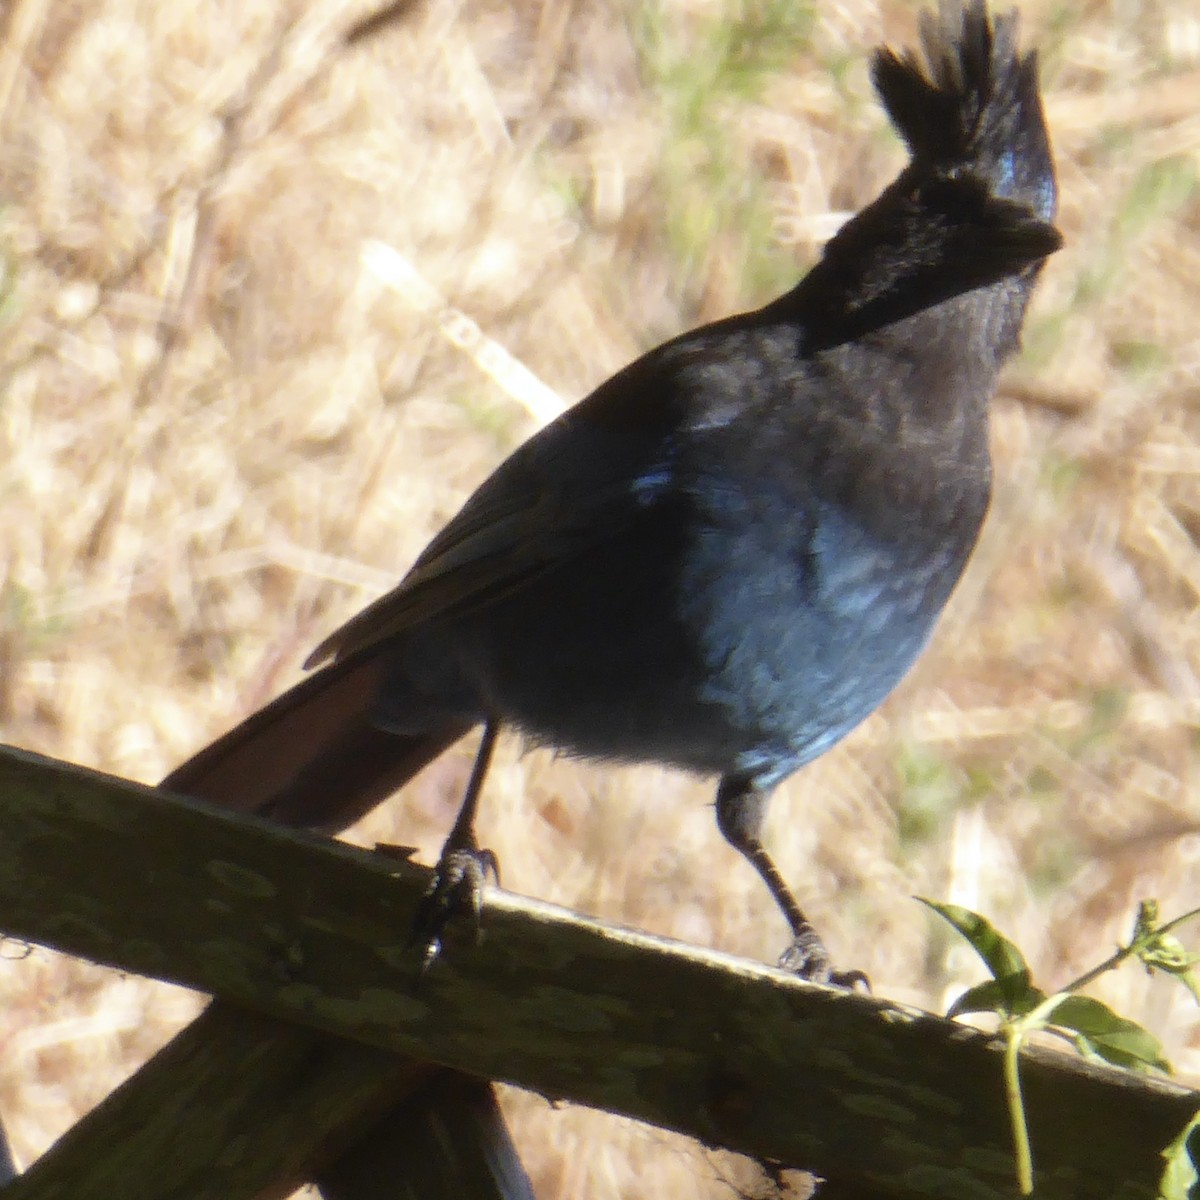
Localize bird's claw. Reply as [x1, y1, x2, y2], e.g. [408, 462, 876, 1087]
[409, 844, 499, 973]
[778, 928, 870, 992]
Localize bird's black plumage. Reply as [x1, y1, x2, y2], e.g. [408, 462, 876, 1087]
[165, 0, 1060, 980]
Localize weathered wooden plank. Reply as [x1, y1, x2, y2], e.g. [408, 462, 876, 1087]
[0, 744, 1192, 1199]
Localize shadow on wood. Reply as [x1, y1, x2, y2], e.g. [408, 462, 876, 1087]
[316, 1073, 535, 1200]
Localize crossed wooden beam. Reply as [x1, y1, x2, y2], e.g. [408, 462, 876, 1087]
[0, 744, 1192, 1199]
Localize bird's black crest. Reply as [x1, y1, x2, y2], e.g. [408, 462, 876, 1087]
[871, 0, 1057, 221]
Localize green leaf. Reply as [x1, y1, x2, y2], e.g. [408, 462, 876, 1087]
[1144, 943, 1200, 1004]
[1134, 899, 1165, 947]
[948, 978, 1046, 1020]
[919, 899, 1034, 1014]
[1130, 901, 1200, 1004]
[1160, 1110, 1200, 1200]
[1046, 995, 1171, 1074]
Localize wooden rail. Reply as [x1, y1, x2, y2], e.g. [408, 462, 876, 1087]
[0, 744, 1193, 1198]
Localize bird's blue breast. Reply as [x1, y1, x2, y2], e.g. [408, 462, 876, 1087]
[677, 490, 959, 781]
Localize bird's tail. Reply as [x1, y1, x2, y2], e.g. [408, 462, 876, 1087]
[161, 649, 470, 830]
[872, 0, 1057, 223]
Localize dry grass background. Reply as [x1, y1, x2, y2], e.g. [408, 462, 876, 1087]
[1, 0, 1199, 1194]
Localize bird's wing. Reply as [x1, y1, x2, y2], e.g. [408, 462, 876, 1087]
[304, 358, 686, 669]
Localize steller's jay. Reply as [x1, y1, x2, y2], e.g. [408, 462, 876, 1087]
[164, 0, 1061, 982]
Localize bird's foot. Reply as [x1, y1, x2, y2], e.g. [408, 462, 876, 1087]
[779, 926, 870, 992]
[408, 839, 499, 974]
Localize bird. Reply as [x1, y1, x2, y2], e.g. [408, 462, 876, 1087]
[163, 0, 1060, 983]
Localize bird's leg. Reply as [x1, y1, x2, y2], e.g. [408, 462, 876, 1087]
[410, 720, 501, 971]
[715, 776, 867, 989]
